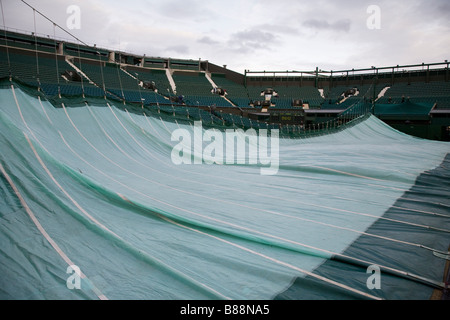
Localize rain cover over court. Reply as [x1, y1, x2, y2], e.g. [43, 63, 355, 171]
[0, 84, 449, 300]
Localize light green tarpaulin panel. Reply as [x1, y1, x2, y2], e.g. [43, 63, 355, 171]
[0, 84, 449, 300]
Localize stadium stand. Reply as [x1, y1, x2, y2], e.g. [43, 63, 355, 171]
[378, 81, 450, 108]
[171, 71, 234, 107]
[210, 73, 250, 107]
[0, 27, 449, 139]
[0, 6, 449, 302]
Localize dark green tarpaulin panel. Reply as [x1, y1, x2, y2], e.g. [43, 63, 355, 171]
[276, 154, 450, 300]
[0, 84, 449, 300]
[374, 101, 434, 116]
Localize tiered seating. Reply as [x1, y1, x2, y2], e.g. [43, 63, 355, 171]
[321, 84, 382, 110]
[323, 85, 355, 104]
[3, 36, 448, 120]
[73, 61, 173, 103]
[0, 49, 104, 98]
[210, 74, 250, 107]
[220, 112, 246, 126]
[0, 50, 40, 86]
[214, 111, 275, 129]
[169, 59, 199, 71]
[129, 68, 172, 93]
[123, 67, 174, 104]
[297, 87, 324, 108]
[246, 85, 323, 109]
[64, 43, 109, 62]
[377, 81, 450, 108]
[79, 62, 119, 92]
[157, 105, 223, 124]
[333, 85, 374, 109]
[269, 86, 301, 108]
[172, 71, 233, 107]
[0, 32, 60, 55]
[37, 56, 88, 97]
[172, 72, 211, 95]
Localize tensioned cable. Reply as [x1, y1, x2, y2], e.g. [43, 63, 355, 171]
[32, 9, 40, 89]
[115, 55, 125, 103]
[52, 23, 60, 97]
[134, 72, 144, 107]
[97, 52, 106, 98]
[20, 0, 89, 98]
[0, 0, 11, 79]
[76, 41, 85, 98]
[20, 0, 90, 48]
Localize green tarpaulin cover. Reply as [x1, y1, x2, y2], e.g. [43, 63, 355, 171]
[1, 84, 449, 300]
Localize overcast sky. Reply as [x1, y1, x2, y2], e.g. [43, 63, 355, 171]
[2, 0, 450, 74]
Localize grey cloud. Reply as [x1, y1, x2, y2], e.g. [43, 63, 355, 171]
[197, 36, 220, 45]
[414, 0, 450, 23]
[233, 29, 277, 42]
[256, 24, 299, 35]
[165, 45, 190, 54]
[227, 29, 279, 53]
[157, 0, 212, 22]
[231, 29, 277, 45]
[302, 19, 351, 32]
